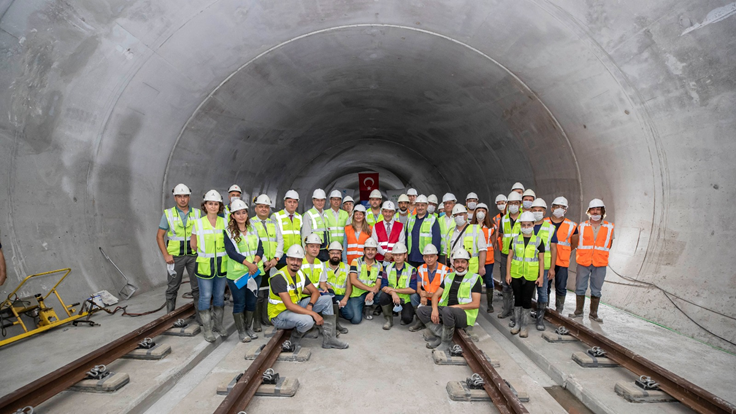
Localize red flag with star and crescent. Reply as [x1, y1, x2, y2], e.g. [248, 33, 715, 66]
[358, 172, 379, 201]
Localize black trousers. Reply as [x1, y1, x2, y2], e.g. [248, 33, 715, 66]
[511, 277, 536, 309]
[377, 293, 415, 324]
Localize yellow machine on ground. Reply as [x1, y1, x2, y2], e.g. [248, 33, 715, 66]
[0, 268, 94, 348]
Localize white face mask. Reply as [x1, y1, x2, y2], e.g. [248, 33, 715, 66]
[508, 205, 520, 214]
[455, 269, 468, 276]
[532, 212, 544, 222]
[230, 196, 241, 202]
[454, 216, 466, 226]
[497, 203, 506, 211]
[467, 202, 477, 210]
[521, 227, 533, 235]
[427, 205, 436, 214]
[590, 214, 602, 221]
[553, 208, 565, 218]
[475, 211, 486, 221]
[522, 200, 533, 210]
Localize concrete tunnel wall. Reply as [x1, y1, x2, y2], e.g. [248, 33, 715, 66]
[0, 0, 734, 352]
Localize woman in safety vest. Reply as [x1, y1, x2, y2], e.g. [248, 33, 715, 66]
[470, 203, 495, 313]
[224, 199, 264, 343]
[505, 211, 545, 338]
[190, 189, 229, 343]
[343, 204, 372, 264]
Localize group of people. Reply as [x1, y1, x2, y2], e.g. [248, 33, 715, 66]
[156, 181, 614, 350]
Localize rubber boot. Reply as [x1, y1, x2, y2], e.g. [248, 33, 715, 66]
[439, 326, 455, 352]
[408, 316, 425, 332]
[589, 296, 603, 322]
[212, 306, 227, 337]
[321, 314, 349, 349]
[555, 294, 565, 313]
[381, 305, 393, 330]
[334, 304, 348, 334]
[497, 289, 512, 319]
[289, 328, 306, 347]
[244, 311, 258, 339]
[510, 307, 522, 335]
[199, 310, 216, 342]
[486, 292, 494, 313]
[508, 297, 517, 328]
[166, 298, 176, 313]
[252, 298, 263, 332]
[233, 312, 250, 342]
[519, 309, 530, 338]
[536, 302, 547, 331]
[304, 326, 320, 339]
[425, 323, 443, 348]
[193, 303, 203, 326]
[261, 294, 272, 326]
[569, 295, 585, 318]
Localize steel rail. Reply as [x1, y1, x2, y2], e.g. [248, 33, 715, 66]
[454, 329, 529, 414]
[0, 302, 195, 413]
[214, 328, 287, 414]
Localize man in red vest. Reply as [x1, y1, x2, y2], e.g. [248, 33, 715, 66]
[371, 201, 406, 268]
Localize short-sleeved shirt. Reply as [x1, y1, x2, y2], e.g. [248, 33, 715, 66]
[440, 276, 482, 306]
[159, 206, 194, 230]
[534, 223, 558, 244]
[270, 272, 312, 296]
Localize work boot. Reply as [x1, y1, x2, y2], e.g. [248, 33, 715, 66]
[193, 303, 203, 326]
[244, 311, 258, 339]
[199, 310, 216, 342]
[555, 294, 565, 314]
[321, 314, 349, 349]
[536, 302, 547, 331]
[304, 326, 320, 339]
[289, 328, 306, 347]
[486, 292, 494, 313]
[212, 306, 228, 337]
[261, 296, 272, 326]
[408, 316, 425, 332]
[510, 307, 522, 335]
[166, 298, 176, 313]
[569, 295, 585, 318]
[519, 309, 530, 338]
[497, 290, 512, 319]
[589, 296, 603, 323]
[373, 305, 382, 316]
[253, 298, 263, 332]
[439, 326, 455, 352]
[381, 305, 393, 330]
[425, 323, 443, 349]
[334, 304, 348, 334]
[464, 325, 479, 342]
[233, 312, 250, 342]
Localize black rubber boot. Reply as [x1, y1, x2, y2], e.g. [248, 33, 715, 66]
[199, 310, 216, 342]
[536, 302, 547, 331]
[166, 298, 176, 313]
[381, 305, 393, 330]
[569, 295, 585, 318]
[233, 312, 250, 342]
[244, 311, 258, 339]
[555, 294, 565, 313]
[589, 296, 603, 322]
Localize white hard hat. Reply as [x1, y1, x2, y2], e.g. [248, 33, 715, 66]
[523, 189, 536, 199]
[353, 204, 366, 213]
[442, 193, 457, 203]
[531, 198, 547, 209]
[382, 201, 396, 211]
[369, 189, 382, 199]
[329, 190, 342, 199]
[364, 238, 379, 249]
[495, 194, 507, 203]
[407, 188, 418, 196]
[428, 194, 439, 204]
[305, 233, 322, 245]
[422, 244, 439, 255]
[392, 241, 408, 254]
[511, 182, 525, 191]
[476, 203, 488, 211]
[551, 197, 569, 208]
[452, 248, 471, 261]
[466, 192, 478, 200]
[286, 244, 305, 259]
[230, 199, 248, 212]
[312, 189, 327, 199]
[343, 196, 354, 203]
[328, 241, 343, 251]
[284, 190, 300, 200]
[588, 198, 605, 210]
[508, 192, 522, 202]
[203, 189, 223, 203]
[228, 184, 242, 194]
[452, 204, 468, 215]
[415, 195, 428, 204]
[254, 194, 272, 206]
[173, 183, 191, 195]
[519, 211, 536, 222]
[397, 194, 410, 203]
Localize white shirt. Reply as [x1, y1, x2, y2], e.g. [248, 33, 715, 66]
[449, 224, 487, 256]
[371, 219, 406, 256]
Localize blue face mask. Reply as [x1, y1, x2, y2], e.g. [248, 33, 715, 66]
[393, 304, 403, 313]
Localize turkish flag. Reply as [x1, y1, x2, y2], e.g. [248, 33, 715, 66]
[358, 172, 379, 201]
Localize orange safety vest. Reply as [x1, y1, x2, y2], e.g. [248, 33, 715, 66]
[344, 225, 372, 265]
[576, 220, 614, 267]
[480, 226, 495, 264]
[417, 263, 450, 295]
[545, 217, 577, 267]
[493, 213, 503, 248]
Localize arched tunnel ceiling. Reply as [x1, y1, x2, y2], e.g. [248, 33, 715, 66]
[0, 0, 734, 352]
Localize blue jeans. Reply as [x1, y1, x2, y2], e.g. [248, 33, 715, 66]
[484, 263, 495, 290]
[537, 269, 550, 303]
[226, 275, 262, 314]
[271, 296, 333, 333]
[197, 276, 227, 310]
[342, 293, 367, 324]
[547, 266, 569, 297]
[575, 265, 607, 297]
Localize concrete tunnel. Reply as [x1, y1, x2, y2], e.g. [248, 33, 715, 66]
[0, 0, 734, 354]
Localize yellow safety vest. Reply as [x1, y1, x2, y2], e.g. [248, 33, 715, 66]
[267, 269, 305, 320]
[301, 258, 325, 297]
[444, 224, 482, 274]
[194, 216, 228, 279]
[253, 217, 278, 260]
[501, 213, 522, 254]
[439, 272, 480, 325]
[324, 209, 349, 245]
[350, 258, 382, 297]
[386, 263, 415, 303]
[407, 215, 436, 254]
[326, 262, 350, 296]
[510, 234, 542, 281]
[274, 210, 302, 252]
[225, 225, 262, 279]
[366, 210, 384, 227]
[164, 207, 201, 256]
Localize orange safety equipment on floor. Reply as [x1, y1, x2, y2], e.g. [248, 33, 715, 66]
[417, 263, 450, 295]
[480, 226, 495, 264]
[576, 221, 614, 267]
[344, 225, 372, 265]
[545, 217, 577, 267]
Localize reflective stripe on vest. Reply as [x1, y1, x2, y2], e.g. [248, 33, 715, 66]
[194, 217, 227, 279]
[225, 225, 262, 279]
[366, 211, 384, 226]
[345, 225, 371, 264]
[350, 258, 381, 297]
[386, 263, 415, 302]
[306, 208, 328, 244]
[374, 221, 402, 262]
[165, 207, 201, 256]
[511, 234, 541, 281]
[545, 218, 577, 267]
[418, 264, 449, 294]
[301, 258, 325, 296]
[324, 209, 349, 244]
[267, 270, 306, 320]
[253, 218, 278, 260]
[327, 263, 350, 295]
[274, 210, 302, 250]
[438, 272, 479, 326]
[501, 213, 522, 254]
[407, 215, 436, 254]
[535, 221, 556, 270]
[576, 221, 614, 267]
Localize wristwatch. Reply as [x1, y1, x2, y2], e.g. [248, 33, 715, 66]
[308, 302, 315, 307]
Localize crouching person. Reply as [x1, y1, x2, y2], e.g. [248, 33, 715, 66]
[377, 241, 417, 330]
[343, 238, 383, 324]
[268, 245, 348, 349]
[416, 249, 481, 351]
